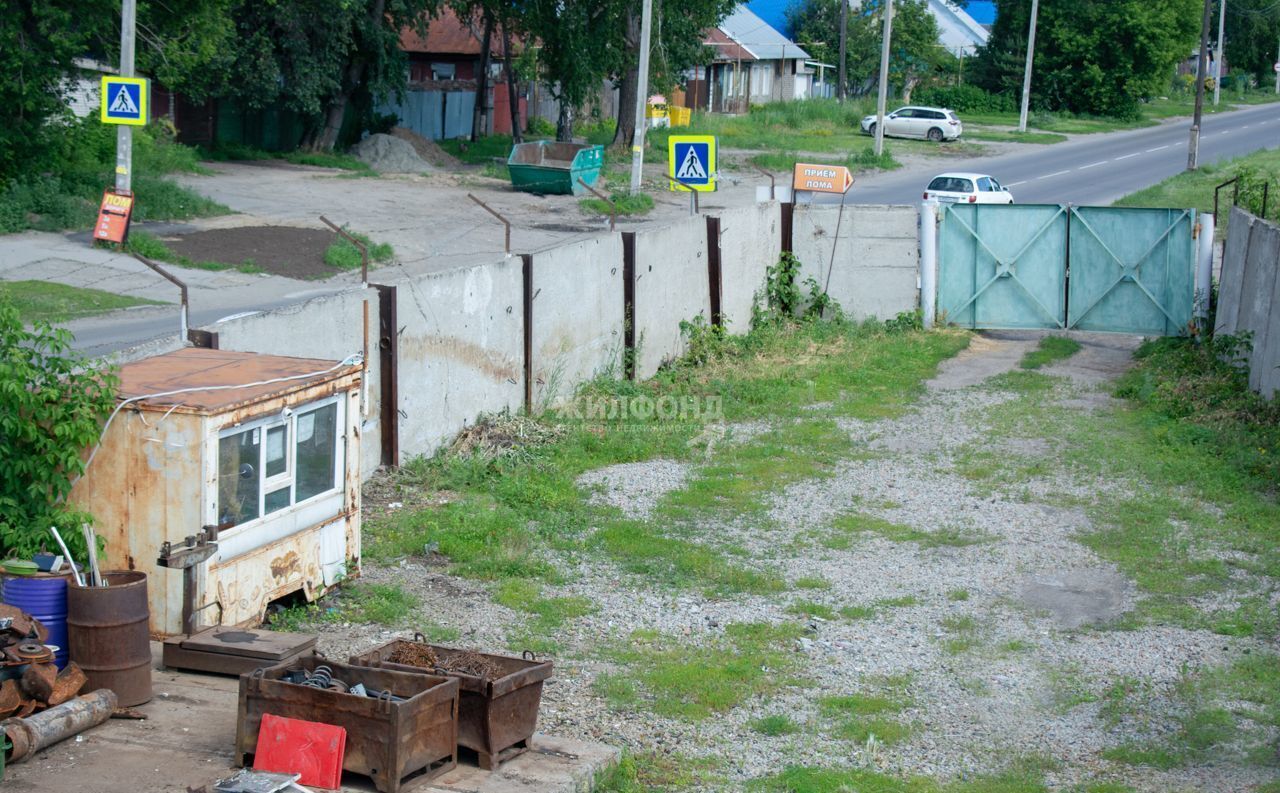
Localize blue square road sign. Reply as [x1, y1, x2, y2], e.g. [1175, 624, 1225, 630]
[101, 77, 149, 126]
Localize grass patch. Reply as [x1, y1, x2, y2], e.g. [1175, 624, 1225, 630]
[1047, 663, 1099, 713]
[839, 595, 919, 621]
[493, 578, 594, 653]
[1019, 335, 1082, 370]
[1114, 146, 1280, 222]
[749, 146, 900, 173]
[200, 142, 374, 174]
[607, 622, 805, 720]
[947, 589, 970, 601]
[579, 192, 654, 217]
[939, 614, 985, 655]
[0, 280, 164, 324]
[964, 128, 1069, 145]
[438, 134, 515, 165]
[750, 760, 1053, 793]
[818, 678, 914, 745]
[595, 751, 724, 792]
[794, 576, 830, 590]
[786, 599, 838, 620]
[831, 511, 989, 548]
[125, 230, 265, 274]
[750, 714, 801, 736]
[323, 230, 396, 270]
[269, 582, 418, 629]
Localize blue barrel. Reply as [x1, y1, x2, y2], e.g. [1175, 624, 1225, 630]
[2, 575, 69, 669]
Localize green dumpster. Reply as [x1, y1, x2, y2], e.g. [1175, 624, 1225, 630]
[507, 141, 604, 195]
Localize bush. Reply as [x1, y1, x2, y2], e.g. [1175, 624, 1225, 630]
[913, 85, 1016, 114]
[0, 300, 118, 559]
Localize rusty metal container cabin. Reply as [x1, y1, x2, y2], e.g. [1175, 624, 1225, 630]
[350, 639, 553, 769]
[236, 656, 458, 793]
[66, 572, 152, 707]
[66, 349, 363, 637]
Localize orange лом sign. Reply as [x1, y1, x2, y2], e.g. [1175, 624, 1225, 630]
[792, 163, 854, 194]
[93, 189, 134, 244]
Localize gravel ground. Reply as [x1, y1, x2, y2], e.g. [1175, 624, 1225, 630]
[315, 331, 1276, 792]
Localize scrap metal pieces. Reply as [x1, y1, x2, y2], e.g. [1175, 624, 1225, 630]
[3, 688, 118, 763]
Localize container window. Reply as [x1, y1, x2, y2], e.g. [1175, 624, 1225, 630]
[295, 403, 339, 502]
[264, 486, 292, 515]
[218, 428, 261, 527]
[265, 425, 289, 478]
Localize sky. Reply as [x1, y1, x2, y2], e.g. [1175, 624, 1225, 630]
[745, 0, 997, 40]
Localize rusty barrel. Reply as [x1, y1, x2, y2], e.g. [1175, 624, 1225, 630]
[66, 572, 152, 706]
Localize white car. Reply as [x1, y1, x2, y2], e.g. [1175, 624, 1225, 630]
[860, 106, 962, 141]
[924, 172, 1015, 204]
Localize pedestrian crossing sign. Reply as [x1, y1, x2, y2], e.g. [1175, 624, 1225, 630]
[100, 76, 149, 126]
[668, 135, 716, 192]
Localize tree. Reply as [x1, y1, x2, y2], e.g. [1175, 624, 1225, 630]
[610, 0, 736, 149]
[789, 0, 946, 100]
[1224, 0, 1280, 86]
[974, 0, 1201, 119]
[0, 301, 118, 560]
[521, 0, 622, 141]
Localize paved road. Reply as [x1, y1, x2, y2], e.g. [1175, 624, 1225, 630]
[850, 101, 1280, 205]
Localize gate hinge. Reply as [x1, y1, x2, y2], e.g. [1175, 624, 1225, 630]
[1192, 222, 1201, 239]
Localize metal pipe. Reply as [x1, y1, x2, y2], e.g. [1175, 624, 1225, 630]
[1213, 176, 1238, 219]
[319, 215, 368, 285]
[1196, 212, 1215, 321]
[131, 253, 188, 341]
[5, 689, 118, 762]
[578, 179, 617, 231]
[920, 200, 939, 329]
[663, 175, 698, 214]
[466, 193, 512, 254]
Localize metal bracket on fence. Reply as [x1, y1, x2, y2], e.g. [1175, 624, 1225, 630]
[319, 215, 368, 285]
[1213, 177, 1239, 220]
[131, 253, 188, 341]
[749, 163, 777, 200]
[467, 193, 512, 255]
[663, 175, 699, 215]
[578, 179, 617, 231]
[1264, 183, 1271, 219]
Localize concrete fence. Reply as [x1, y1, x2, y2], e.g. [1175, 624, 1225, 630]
[791, 204, 920, 321]
[1217, 206, 1280, 398]
[114, 201, 920, 477]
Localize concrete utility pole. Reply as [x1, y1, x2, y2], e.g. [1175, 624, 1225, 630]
[1213, 0, 1226, 106]
[1017, 0, 1039, 133]
[1275, 34, 1279, 94]
[629, 0, 654, 195]
[837, 0, 849, 100]
[1188, 0, 1214, 170]
[116, 0, 136, 192]
[874, 0, 893, 157]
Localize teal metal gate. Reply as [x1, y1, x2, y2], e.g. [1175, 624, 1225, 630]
[937, 204, 1196, 335]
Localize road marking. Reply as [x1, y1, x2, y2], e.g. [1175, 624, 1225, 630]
[1219, 129, 1231, 134]
[217, 311, 262, 323]
[1005, 180, 1027, 187]
[1114, 152, 1140, 161]
[1037, 170, 1070, 179]
[1079, 161, 1108, 169]
[1146, 145, 1168, 152]
[1242, 124, 1252, 128]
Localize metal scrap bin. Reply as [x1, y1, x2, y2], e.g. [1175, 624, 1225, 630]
[507, 141, 603, 195]
[235, 656, 458, 793]
[349, 637, 553, 769]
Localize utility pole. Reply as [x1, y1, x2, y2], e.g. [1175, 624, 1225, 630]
[1213, 0, 1225, 106]
[873, 0, 893, 157]
[629, 0, 654, 195]
[116, 0, 136, 192]
[1275, 34, 1279, 94]
[837, 0, 849, 100]
[1017, 0, 1039, 133]
[1188, 0, 1213, 170]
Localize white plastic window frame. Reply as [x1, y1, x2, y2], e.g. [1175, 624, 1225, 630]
[216, 394, 345, 534]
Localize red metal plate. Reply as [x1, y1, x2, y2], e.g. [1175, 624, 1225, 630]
[254, 712, 346, 790]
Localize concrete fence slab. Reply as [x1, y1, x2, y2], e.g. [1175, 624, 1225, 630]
[792, 204, 919, 321]
[633, 215, 710, 379]
[716, 202, 781, 333]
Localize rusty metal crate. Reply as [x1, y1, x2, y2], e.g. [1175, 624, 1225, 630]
[349, 636, 553, 769]
[235, 655, 458, 793]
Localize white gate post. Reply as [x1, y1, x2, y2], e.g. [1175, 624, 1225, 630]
[920, 200, 939, 329]
[1196, 212, 1215, 320]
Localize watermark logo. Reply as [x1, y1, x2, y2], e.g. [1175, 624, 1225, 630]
[553, 394, 723, 424]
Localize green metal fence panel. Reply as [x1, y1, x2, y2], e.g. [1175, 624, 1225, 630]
[1066, 207, 1196, 335]
[937, 204, 1068, 330]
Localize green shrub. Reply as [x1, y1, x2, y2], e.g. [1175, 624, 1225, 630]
[914, 85, 1016, 114]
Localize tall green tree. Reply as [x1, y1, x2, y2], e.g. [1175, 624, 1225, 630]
[789, 0, 947, 100]
[974, 0, 1201, 119]
[1224, 0, 1280, 86]
[610, 0, 737, 148]
[520, 0, 622, 140]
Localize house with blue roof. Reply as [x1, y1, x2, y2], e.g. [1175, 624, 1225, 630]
[691, 5, 812, 113]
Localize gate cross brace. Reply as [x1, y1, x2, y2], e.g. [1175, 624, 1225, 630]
[1067, 208, 1189, 330]
[944, 207, 1068, 328]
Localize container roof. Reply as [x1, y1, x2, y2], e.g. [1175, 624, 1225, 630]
[116, 349, 358, 414]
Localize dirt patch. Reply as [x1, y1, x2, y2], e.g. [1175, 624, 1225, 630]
[391, 127, 461, 168]
[163, 226, 344, 280]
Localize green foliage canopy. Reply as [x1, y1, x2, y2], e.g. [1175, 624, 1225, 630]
[0, 301, 118, 559]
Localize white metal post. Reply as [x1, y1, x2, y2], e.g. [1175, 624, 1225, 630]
[628, 0, 654, 196]
[1018, 0, 1039, 133]
[1196, 213, 1215, 320]
[920, 201, 938, 329]
[873, 0, 893, 157]
[116, 0, 136, 193]
[1213, 0, 1225, 106]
